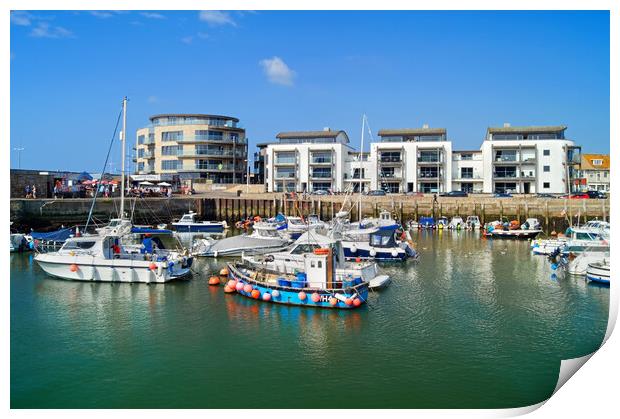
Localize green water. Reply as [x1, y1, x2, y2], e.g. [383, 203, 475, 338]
[10, 231, 609, 408]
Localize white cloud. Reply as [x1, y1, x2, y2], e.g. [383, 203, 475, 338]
[199, 11, 236, 26]
[259, 56, 295, 86]
[89, 11, 115, 18]
[11, 11, 32, 26]
[30, 22, 73, 39]
[140, 12, 166, 19]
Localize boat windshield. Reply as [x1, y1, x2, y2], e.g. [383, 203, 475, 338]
[369, 231, 397, 248]
[62, 240, 97, 250]
[123, 233, 182, 250]
[290, 243, 321, 254]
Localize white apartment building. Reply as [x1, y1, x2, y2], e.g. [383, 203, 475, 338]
[480, 124, 580, 194]
[265, 129, 352, 193]
[261, 123, 581, 195]
[370, 126, 453, 193]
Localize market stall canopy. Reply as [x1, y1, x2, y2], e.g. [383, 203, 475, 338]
[157, 182, 172, 186]
[139, 181, 154, 186]
[77, 172, 93, 181]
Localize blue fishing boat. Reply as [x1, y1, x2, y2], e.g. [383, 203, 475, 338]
[419, 216, 435, 229]
[171, 212, 227, 233]
[226, 247, 369, 309]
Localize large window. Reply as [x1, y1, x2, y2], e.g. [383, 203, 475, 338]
[380, 167, 396, 178]
[352, 168, 365, 179]
[162, 131, 183, 142]
[461, 153, 473, 160]
[311, 152, 332, 164]
[380, 151, 401, 162]
[161, 145, 180, 156]
[161, 160, 178, 170]
[311, 167, 332, 178]
[275, 167, 295, 179]
[312, 182, 332, 192]
[418, 150, 440, 162]
[275, 152, 296, 164]
[494, 166, 517, 178]
[420, 167, 440, 178]
[460, 167, 473, 179]
[195, 130, 224, 141]
[495, 182, 517, 193]
[495, 150, 517, 162]
[138, 135, 145, 145]
[381, 182, 400, 193]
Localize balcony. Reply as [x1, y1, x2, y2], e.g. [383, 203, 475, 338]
[379, 173, 402, 180]
[418, 171, 442, 179]
[176, 136, 247, 145]
[493, 173, 519, 179]
[274, 157, 296, 165]
[310, 156, 332, 165]
[310, 172, 332, 179]
[178, 150, 245, 159]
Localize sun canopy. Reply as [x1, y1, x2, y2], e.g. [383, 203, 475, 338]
[139, 181, 154, 185]
[157, 182, 172, 186]
[30, 227, 74, 242]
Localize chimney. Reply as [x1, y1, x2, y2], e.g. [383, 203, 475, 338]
[323, 127, 330, 132]
[503, 122, 511, 128]
[422, 123, 429, 129]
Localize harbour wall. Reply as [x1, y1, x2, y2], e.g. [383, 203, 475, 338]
[10, 195, 610, 233]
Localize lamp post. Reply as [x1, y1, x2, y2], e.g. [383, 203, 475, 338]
[13, 146, 24, 169]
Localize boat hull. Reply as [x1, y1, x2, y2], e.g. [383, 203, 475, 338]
[586, 263, 610, 285]
[489, 230, 541, 240]
[34, 254, 192, 283]
[172, 223, 225, 233]
[227, 264, 369, 309]
[343, 243, 411, 261]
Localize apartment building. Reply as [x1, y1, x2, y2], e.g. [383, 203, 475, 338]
[480, 124, 580, 194]
[371, 126, 453, 193]
[576, 154, 610, 192]
[135, 114, 247, 183]
[452, 150, 484, 193]
[264, 129, 352, 193]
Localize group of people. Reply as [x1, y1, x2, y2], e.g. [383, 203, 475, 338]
[23, 184, 37, 198]
[128, 186, 173, 198]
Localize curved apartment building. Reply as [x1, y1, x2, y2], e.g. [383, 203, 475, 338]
[135, 114, 247, 183]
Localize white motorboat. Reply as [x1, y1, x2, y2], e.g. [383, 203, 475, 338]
[465, 216, 481, 230]
[448, 216, 464, 230]
[531, 237, 568, 255]
[561, 225, 610, 255]
[171, 211, 228, 233]
[566, 251, 609, 276]
[586, 261, 610, 285]
[34, 229, 193, 283]
[521, 218, 542, 230]
[242, 230, 391, 290]
[192, 222, 291, 257]
[285, 214, 326, 239]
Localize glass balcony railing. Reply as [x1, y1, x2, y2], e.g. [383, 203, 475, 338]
[311, 172, 332, 178]
[151, 118, 240, 128]
[194, 163, 236, 171]
[177, 135, 247, 144]
[311, 156, 332, 164]
[275, 157, 296, 164]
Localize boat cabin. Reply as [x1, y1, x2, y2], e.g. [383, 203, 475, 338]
[369, 229, 398, 248]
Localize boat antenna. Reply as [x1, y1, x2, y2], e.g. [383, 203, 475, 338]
[358, 114, 365, 222]
[120, 96, 128, 219]
[84, 103, 123, 232]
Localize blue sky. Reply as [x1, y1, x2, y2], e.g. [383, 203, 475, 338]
[10, 10, 610, 172]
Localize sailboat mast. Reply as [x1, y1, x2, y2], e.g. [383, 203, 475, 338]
[358, 114, 365, 221]
[120, 96, 127, 219]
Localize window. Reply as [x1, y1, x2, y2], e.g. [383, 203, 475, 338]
[311, 167, 332, 178]
[138, 135, 145, 145]
[420, 167, 440, 178]
[148, 133, 155, 142]
[161, 160, 178, 170]
[63, 241, 97, 250]
[543, 166, 550, 172]
[275, 167, 295, 179]
[495, 150, 517, 162]
[460, 167, 473, 179]
[195, 130, 224, 141]
[161, 145, 180, 156]
[543, 149, 550, 156]
[543, 182, 550, 189]
[461, 153, 473, 160]
[604, 171, 608, 178]
[380, 151, 401, 162]
[162, 131, 183, 141]
[311, 152, 332, 164]
[592, 159, 603, 166]
[137, 162, 145, 171]
[275, 152, 296, 164]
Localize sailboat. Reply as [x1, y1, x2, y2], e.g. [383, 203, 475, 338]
[35, 98, 193, 283]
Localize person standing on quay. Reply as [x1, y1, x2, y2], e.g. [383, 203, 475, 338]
[32, 185, 36, 199]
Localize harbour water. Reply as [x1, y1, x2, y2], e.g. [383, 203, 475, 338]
[11, 231, 609, 408]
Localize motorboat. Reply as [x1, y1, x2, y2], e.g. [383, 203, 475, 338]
[339, 225, 416, 261]
[448, 216, 464, 230]
[171, 211, 227, 233]
[485, 219, 542, 239]
[466, 216, 481, 230]
[356, 210, 399, 230]
[560, 227, 609, 255]
[418, 216, 435, 229]
[192, 222, 292, 257]
[10, 233, 33, 252]
[531, 237, 568, 255]
[437, 216, 449, 230]
[242, 230, 391, 290]
[565, 251, 609, 276]
[521, 218, 541, 230]
[34, 228, 193, 283]
[586, 261, 610, 285]
[285, 214, 326, 239]
[407, 220, 419, 230]
[226, 246, 370, 309]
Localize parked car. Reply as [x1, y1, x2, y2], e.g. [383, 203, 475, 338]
[406, 191, 425, 197]
[586, 190, 607, 199]
[366, 190, 387, 196]
[439, 191, 468, 197]
[494, 192, 512, 198]
[559, 192, 589, 199]
[312, 190, 329, 196]
[536, 193, 557, 199]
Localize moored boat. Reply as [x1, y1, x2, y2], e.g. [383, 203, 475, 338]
[586, 261, 610, 285]
[171, 212, 227, 233]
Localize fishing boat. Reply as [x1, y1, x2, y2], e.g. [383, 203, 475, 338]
[226, 246, 370, 309]
[34, 97, 193, 283]
[586, 261, 610, 285]
[466, 216, 481, 230]
[488, 228, 542, 240]
[355, 210, 399, 231]
[448, 216, 464, 230]
[192, 222, 291, 257]
[418, 216, 435, 229]
[171, 211, 227, 233]
[437, 216, 449, 230]
[242, 230, 391, 290]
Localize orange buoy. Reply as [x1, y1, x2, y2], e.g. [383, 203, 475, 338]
[262, 293, 272, 301]
[345, 298, 353, 306]
[243, 284, 253, 293]
[235, 282, 244, 292]
[353, 298, 362, 307]
[149, 262, 157, 271]
[355, 257, 361, 263]
[224, 286, 235, 293]
[329, 298, 338, 306]
[208, 276, 221, 286]
[219, 268, 229, 276]
[70, 264, 78, 272]
[311, 293, 320, 303]
[298, 291, 307, 301]
[251, 289, 261, 299]
[313, 248, 330, 256]
[227, 280, 237, 289]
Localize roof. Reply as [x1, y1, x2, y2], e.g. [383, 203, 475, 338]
[276, 130, 348, 140]
[580, 154, 610, 170]
[487, 125, 566, 134]
[378, 128, 446, 136]
[149, 114, 239, 123]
